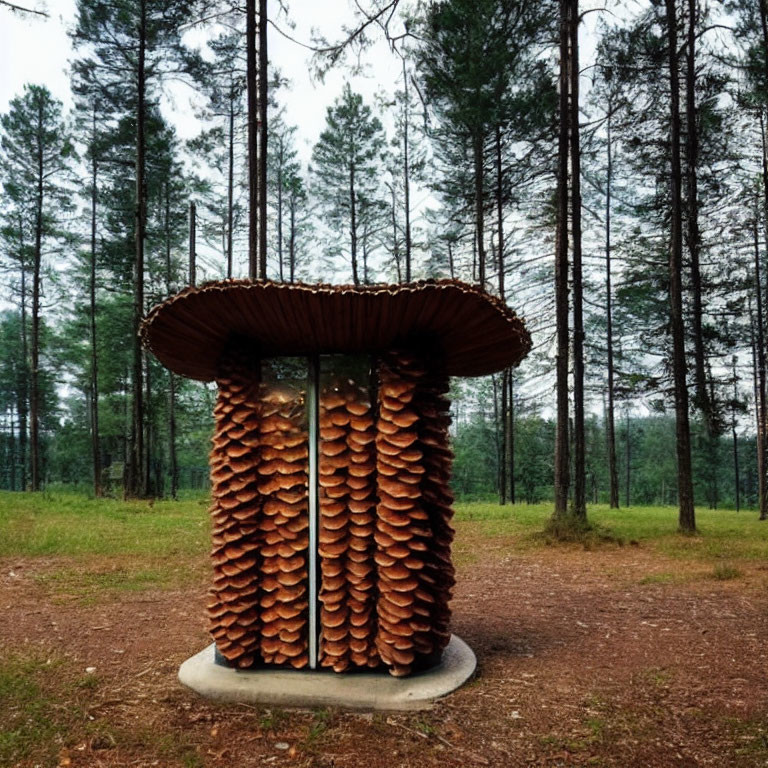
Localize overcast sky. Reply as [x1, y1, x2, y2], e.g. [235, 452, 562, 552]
[0, 0, 405, 166]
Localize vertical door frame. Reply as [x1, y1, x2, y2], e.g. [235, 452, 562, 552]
[307, 354, 320, 669]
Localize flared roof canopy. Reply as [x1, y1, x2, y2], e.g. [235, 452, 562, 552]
[140, 279, 531, 381]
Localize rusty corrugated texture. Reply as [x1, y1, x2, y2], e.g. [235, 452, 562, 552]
[140, 279, 531, 380]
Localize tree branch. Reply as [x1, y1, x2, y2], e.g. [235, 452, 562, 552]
[0, 0, 48, 16]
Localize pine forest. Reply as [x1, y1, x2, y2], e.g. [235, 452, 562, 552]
[4, 0, 768, 534]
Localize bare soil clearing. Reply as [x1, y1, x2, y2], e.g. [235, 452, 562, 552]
[1, 530, 767, 767]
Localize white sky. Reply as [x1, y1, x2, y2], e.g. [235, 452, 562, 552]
[0, 0, 405, 166]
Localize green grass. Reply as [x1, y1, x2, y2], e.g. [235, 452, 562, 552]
[0, 491, 210, 558]
[0, 491, 212, 602]
[1, 493, 766, 580]
[453, 502, 768, 564]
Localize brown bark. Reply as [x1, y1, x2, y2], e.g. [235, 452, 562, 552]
[605, 108, 619, 509]
[553, 0, 570, 520]
[666, 0, 696, 533]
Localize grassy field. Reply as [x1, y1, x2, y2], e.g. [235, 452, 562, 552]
[0, 490, 766, 603]
[2, 490, 766, 564]
[1, 491, 766, 767]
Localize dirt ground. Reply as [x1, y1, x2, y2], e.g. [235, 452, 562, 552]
[2, 532, 767, 768]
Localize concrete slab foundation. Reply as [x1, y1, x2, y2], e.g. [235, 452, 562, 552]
[178, 635, 476, 711]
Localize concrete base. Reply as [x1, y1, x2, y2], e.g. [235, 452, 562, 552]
[178, 635, 476, 711]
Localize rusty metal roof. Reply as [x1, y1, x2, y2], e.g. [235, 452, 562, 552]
[140, 279, 531, 381]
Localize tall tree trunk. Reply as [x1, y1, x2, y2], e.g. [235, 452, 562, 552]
[508, 370, 516, 504]
[447, 240, 455, 279]
[685, 0, 709, 428]
[350, 163, 359, 285]
[605, 107, 619, 509]
[754, 218, 768, 520]
[128, 0, 147, 498]
[751, 311, 763, 514]
[246, 0, 258, 279]
[189, 201, 196, 286]
[258, 0, 268, 279]
[731, 356, 740, 512]
[473, 132, 485, 289]
[9, 408, 16, 492]
[553, 0, 571, 521]
[167, 183, 178, 500]
[227, 91, 235, 279]
[403, 58, 412, 283]
[30, 124, 42, 492]
[89, 109, 102, 497]
[625, 407, 631, 507]
[495, 125, 505, 302]
[569, 0, 586, 521]
[144, 355, 152, 496]
[289, 196, 296, 282]
[277, 139, 284, 282]
[362, 221, 370, 284]
[492, 373, 502, 501]
[500, 368, 507, 505]
[390, 183, 402, 282]
[666, 0, 696, 533]
[18, 250, 28, 490]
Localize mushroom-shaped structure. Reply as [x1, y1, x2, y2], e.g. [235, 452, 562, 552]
[141, 279, 530, 690]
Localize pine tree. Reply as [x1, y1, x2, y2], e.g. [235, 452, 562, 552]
[188, 27, 246, 279]
[417, 0, 549, 291]
[0, 85, 75, 491]
[311, 84, 386, 285]
[72, 0, 204, 497]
